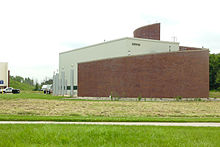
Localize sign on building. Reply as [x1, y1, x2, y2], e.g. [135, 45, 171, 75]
[0, 80, 4, 84]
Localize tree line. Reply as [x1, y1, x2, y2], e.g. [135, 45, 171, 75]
[10, 76, 52, 91]
[209, 53, 220, 90]
[10, 76, 34, 86]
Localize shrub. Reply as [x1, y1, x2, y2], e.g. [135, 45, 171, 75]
[176, 96, 182, 101]
[138, 96, 142, 101]
[194, 98, 202, 101]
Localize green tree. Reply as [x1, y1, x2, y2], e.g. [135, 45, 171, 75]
[34, 82, 40, 91]
[24, 77, 34, 86]
[10, 76, 34, 90]
[209, 53, 220, 90]
[41, 78, 53, 87]
[11, 76, 24, 83]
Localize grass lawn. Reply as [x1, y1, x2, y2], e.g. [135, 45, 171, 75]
[1, 99, 220, 122]
[0, 124, 220, 146]
[0, 90, 67, 100]
[1, 99, 220, 117]
[0, 90, 220, 99]
[1, 91, 220, 99]
[1, 91, 220, 122]
[209, 91, 220, 98]
[1, 115, 220, 122]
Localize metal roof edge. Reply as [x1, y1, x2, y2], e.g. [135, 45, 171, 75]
[59, 37, 179, 55]
[59, 37, 130, 55]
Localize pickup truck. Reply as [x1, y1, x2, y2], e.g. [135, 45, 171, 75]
[41, 84, 52, 94]
[1, 87, 20, 94]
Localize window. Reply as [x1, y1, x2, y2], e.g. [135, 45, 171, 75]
[67, 86, 78, 90]
[74, 86, 78, 90]
[0, 80, 4, 84]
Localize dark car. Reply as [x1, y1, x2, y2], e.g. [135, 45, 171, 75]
[12, 89, 20, 94]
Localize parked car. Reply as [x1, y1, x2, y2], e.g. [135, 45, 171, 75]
[12, 89, 20, 94]
[2, 87, 20, 94]
[4, 87, 13, 93]
[41, 84, 52, 94]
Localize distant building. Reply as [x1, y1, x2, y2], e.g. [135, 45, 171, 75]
[56, 23, 209, 98]
[0, 62, 10, 89]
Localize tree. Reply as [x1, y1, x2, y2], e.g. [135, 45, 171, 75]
[41, 78, 53, 86]
[11, 76, 24, 83]
[24, 77, 34, 86]
[10, 76, 35, 90]
[33, 81, 40, 91]
[209, 53, 220, 90]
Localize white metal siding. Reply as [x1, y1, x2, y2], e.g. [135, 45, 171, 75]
[59, 38, 129, 86]
[0, 62, 8, 87]
[127, 38, 179, 55]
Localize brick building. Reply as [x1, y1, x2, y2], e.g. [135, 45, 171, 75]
[58, 23, 209, 98]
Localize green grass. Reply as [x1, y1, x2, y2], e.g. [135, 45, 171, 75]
[0, 124, 220, 146]
[0, 91, 67, 100]
[1, 91, 220, 123]
[10, 79, 35, 90]
[0, 91, 219, 100]
[209, 90, 220, 98]
[1, 115, 220, 122]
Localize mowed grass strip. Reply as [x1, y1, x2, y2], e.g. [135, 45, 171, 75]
[0, 124, 220, 146]
[1, 115, 220, 122]
[1, 99, 220, 117]
[209, 91, 220, 98]
[0, 90, 67, 100]
[0, 91, 220, 100]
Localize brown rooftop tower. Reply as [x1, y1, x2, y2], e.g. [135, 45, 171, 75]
[133, 23, 160, 40]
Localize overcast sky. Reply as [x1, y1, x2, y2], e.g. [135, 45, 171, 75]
[0, 0, 220, 82]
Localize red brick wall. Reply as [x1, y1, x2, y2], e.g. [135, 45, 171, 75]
[78, 50, 209, 98]
[133, 23, 160, 40]
[8, 70, 10, 87]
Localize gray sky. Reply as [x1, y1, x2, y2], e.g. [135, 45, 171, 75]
[0, 0, 219, 82]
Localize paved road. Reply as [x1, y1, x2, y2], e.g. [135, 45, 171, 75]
[1, 121, 220, 127]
